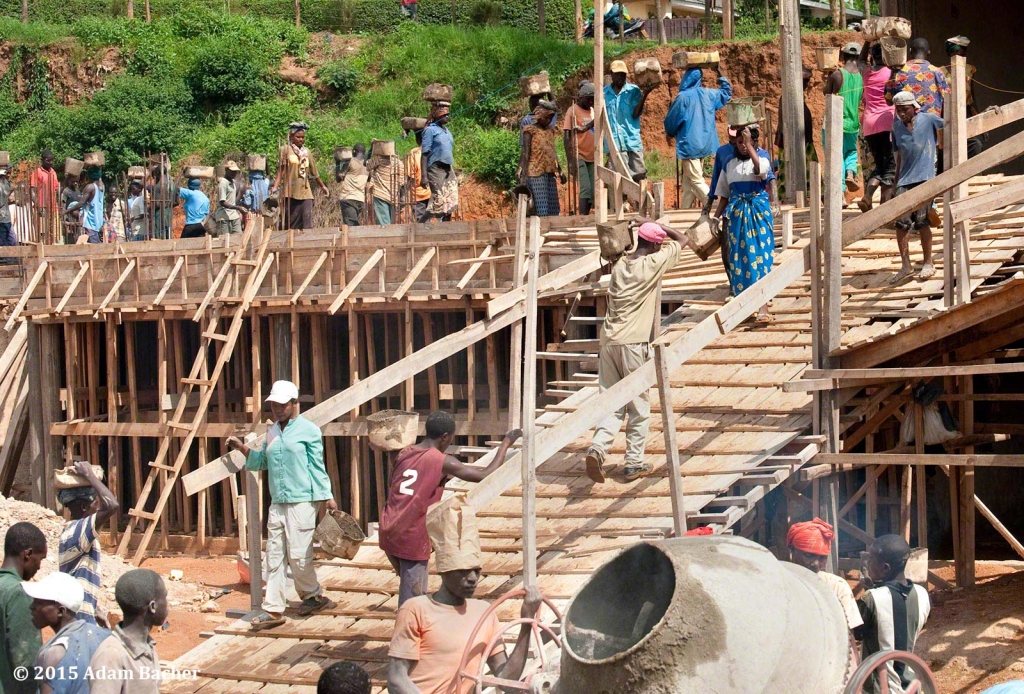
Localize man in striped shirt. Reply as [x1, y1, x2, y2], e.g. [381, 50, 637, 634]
[58, 461, 119, 625]
[855, 534, 931, 694]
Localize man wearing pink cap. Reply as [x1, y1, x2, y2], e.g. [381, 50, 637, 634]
[585, 219, 687, 483]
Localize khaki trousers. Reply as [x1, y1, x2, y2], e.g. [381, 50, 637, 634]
[263, 501, 323, 614]
[590, 342, 651, 465]
[679, 158, 710, 209]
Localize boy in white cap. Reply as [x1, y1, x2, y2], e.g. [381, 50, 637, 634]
[215, 161, 244, 236]
[605, 60, 656, 181]
[824, 42, 864, 192]
[227, 380, 337, 630]
[890, 90, 943, 284]
[25, 571, 110, 694]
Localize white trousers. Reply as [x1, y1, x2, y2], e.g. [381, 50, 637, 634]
[590, 343, 651, 465]
[679, 158, 710, 209]
[263, 501, 323, 614]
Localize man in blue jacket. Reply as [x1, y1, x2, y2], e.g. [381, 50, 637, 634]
[664, 65, 732, 209]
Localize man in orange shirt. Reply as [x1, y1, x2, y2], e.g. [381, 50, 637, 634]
[29, 150, 60, 242]
[387, 502, 542, 694]
[406, 129, 432, 223]
[563, 82, 596, 215]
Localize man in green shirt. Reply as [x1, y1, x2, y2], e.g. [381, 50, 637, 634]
[0, 522, 47, 693]
[227, 380, 337, 631]
[824, 42, 865, 193]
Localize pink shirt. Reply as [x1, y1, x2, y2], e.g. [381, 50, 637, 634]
[862, 66, 895, 136]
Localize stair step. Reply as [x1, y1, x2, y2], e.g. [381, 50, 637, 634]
[231, 259, 258, 266]
[165, 421, 194, 432]
[536, 352, 598, 361]
[181, 378, 216, 387]
[736, 471, 787, 486]
[128, 508, 158, 521]
[149, 462, 176, 472]
[568, 316, 604, 323]
[544, 389, 578, 399]
[202, 331, 230, 342]
[705, 495, 755, 509]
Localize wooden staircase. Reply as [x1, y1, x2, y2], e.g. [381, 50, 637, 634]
[117, 222, 275, 565]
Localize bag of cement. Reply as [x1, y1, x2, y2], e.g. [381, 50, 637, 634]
[685, 214, 720, 261]
[184, 166, 215, 180]
[422, 83, 453, 103]
[127, 166, 147, 180]
[55, 464, 104, 490]
[401, 117, 428, 133]
[861, 16, 911, 40]
[672, 51, 719, 70]
[519, 71, 551, 97]
[246, 155, 267, 172]
[83, 151, 105, 167]
[428, 495, 482, 573]
[597, 221, 636, 262]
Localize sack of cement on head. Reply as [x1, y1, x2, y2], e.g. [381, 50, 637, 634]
[520, 71, 551, 98]
[900, 402, 960, 446]
[54, 464, 104, 490]
[427, 495, 481, 573]
[597, 221, 636, 261]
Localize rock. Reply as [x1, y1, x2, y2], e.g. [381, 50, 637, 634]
[200, 600, 219, 613]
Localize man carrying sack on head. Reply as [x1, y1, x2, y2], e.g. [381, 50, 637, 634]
[387, 497, 541, 694]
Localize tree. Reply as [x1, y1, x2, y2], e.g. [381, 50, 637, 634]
[21, 0, 27, 23]
[538, 0, 546, 35]
[294, 0, 301, 27]
[127, 0, 134, 18]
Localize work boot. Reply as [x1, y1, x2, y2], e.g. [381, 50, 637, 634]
[584, 448, 606, 484]
[623, 462, 653, 481]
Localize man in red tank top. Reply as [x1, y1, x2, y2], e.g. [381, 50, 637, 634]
[379, 411, 521, 606]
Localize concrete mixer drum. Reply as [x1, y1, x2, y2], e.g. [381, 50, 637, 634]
[553, 535, 851, 694]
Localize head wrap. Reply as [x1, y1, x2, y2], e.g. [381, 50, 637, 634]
[187, 178, 202, 190]
[946, 35, 970, 50]
[432, 103, 451, 120]
[637, 222, 667, 244]
[289, 121, 309, 134]
[533, 99, 557, 120]
[787, 518, 835, 556]
[578, 81, 595, 97]
[57, 486, 96, 508]
[893, 90, 920, 109]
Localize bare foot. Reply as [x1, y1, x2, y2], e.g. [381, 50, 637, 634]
[919, 264, 936, 280]
[890, 266, 914, 285]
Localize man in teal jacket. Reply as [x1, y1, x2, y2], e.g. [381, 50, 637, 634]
[664, 66, 732, 209]
[228, 380, 337, 630]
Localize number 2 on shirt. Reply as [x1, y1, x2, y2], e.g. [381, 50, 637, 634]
[399, 469, 418, 496]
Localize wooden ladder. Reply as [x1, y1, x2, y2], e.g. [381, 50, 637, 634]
[117, 226, 275, 565]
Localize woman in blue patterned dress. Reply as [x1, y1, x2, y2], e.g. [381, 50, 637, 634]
[713, 124, 778, 321]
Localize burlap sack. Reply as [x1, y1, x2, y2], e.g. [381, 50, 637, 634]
[427, 495, 482, 573]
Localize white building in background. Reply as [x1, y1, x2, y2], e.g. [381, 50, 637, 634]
[622, 0, 865, 24]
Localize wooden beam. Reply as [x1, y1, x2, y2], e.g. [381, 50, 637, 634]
[821, 94, 843, 454]
[391, 246, 436, 301]
[815, 453, 1024, 467]
[779, 0, 806, 204]
[182, 303, 527, 496]
[95, 259, 137, 313]
[805, 362, 1024, 381]
[949, 175, 1024, 226]
[455, 244, 494, 290]
[3, 261, 48, 332]
[54, 262, 90, 314]
[152, 255, 184, 306]
[328, 249, 384, 314]
[289, 250, 329, 304]
[966, 96, 1024, 139]
[520, 216, 540, 589]
[653, 343, 687, 537]
[486, 249, 602, 319]
[595, 164, 641, 203]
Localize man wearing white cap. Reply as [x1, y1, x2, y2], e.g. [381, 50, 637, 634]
[227, 380, 337, 630]
[889, 90, 943, 284]
[585, 219, 687, 483]
[605, 60, 655, 181]
[24, 572, 110, 694]
[215, 161, 244, 236]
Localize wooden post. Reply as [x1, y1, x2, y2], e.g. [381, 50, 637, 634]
[575, 0, 583, 43]
[779, 0, 807, 204]
[950, 55, 970, 306]
[914, 403, 927, 549]
[272, 315, 291, 381]
[956, 375, 976, 586]
[508, 196, 528, 431]
[653, 343, 687, 536]
[654, 0, 668, 44]
[26, 323, 45, 506]
[722, 0, 733, 39]
[538, 0, 546, 36]
[809, 161, 823, 436]
[520, 217, 541, 589]
[244, 468, 263, 611]
[593, 0, 607, 224]
[821, 95, 843, 453]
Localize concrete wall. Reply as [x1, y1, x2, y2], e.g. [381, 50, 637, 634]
[898, 0, 1024, 174]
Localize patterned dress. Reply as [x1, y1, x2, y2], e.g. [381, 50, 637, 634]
[714, 153, 776, 296]
[523, 125, 561, 217]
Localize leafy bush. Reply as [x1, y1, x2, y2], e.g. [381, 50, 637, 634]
[184, 35, 277, 110]
[0, 16, 68, 44]
[457, 125, 519, 188]
[468, 0, 502, 27]
[317, 58, 362, 101]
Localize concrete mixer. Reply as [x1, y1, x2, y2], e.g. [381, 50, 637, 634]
[532, 535, 852, 694]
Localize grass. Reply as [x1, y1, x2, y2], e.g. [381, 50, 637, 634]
[0, 16, 70, 44]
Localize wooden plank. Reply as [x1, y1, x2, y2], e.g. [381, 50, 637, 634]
[653, 343, 687, 536]
[815, 453, 1024, 467]
[391, 246, 436, 301]
[182, 303, 528, 495]
[507, 197, 527, 431]
[487, 250, 602, 318]
[54, 262, 90, 314]
[455, 244, 494, 290]
[289, 251, 329, 304]
[3, 261, 48, 332]
[595, 164, 641, 203]
[966, 96, 1024, 139]
[95, 259, 137, 313]
[821, 94, 843, 454]
[520, 216, 540, 588]
[806, 362, 1024, 381]
[949, 175, 1024, 225]
[152, 255, 185, 306]
[328, 249, 384, 314]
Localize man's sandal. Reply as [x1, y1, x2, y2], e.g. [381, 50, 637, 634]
[298, 595, 335, 616]
[250, 611, 285, 631]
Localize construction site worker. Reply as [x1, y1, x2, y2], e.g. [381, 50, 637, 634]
[420, 103, 458, 222]
[585, 220, 686, 484]
[68, 166, 105, 244]
[884, 38, 949, 117]
[824, 42, 864, 193]
[275, 122, 330, 230]
[387, 500, 542, 694]
[242, 164, 270, 213]
[890, 90, 942, 284]
[317, 661, 371, 694]
[215, 161, 244, 235]
[605, 60, 654, 182]
[88, 569, 167, 694]
[713, 124, 778, 317]
[664, 64, 732, 209]
[379, 411, 521, 606]
[227, 380, 337, 630]
[519, 100, 565, 217]
[520, 89, 557, 146]
[0, 522, 46, 694]
[563, 82, 596, 215]
[338, 143, 368, 227]
[106, 185, 126, 243]
[0, 163, 13, 247]
[25, 571, 110, 694]
[786, 519, 863, 634]
[127, 180, 146, 241]
[367, 143, 405, 226]
[30, 150, 60, 242]
[859, 43, 897, 212]
[57, 460, 119, 625]
[177, 178, 211, 239]
[854, 535, 931, 694]
[405, 131, 432, 223]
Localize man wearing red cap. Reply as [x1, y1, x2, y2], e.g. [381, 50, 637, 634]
[787, 518, 863, 633]
[585, 219, 686, 484]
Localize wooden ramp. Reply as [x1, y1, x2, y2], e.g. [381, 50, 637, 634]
[166, 175, 1024, 692]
